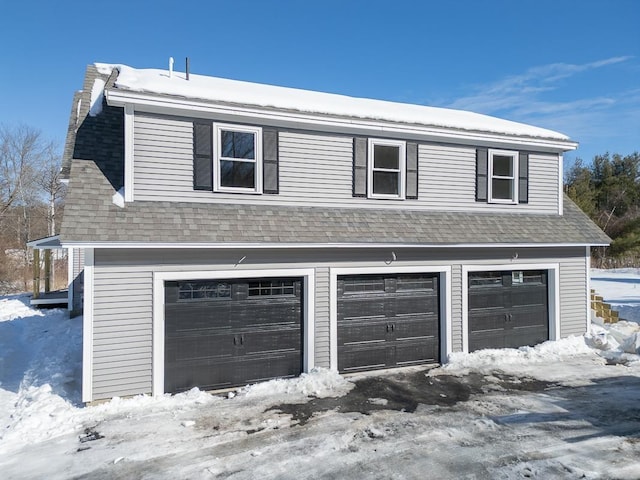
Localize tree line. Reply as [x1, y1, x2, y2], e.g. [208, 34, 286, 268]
[565, 151, 640, 267]
[0, 124, 66, 293]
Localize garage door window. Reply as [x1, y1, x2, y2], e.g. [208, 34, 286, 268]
[342, 275, 385, 294]
[469, 272, 502, 287]
[397, 274, 437, 291]
[177, 281, 231, 301]
[248, 279, 296, 296]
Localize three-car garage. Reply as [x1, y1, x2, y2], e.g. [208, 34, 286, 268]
[156, 265, 555, 395]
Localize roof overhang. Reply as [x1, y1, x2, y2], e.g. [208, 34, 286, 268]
[105, 89, 578, 153]
[27, 235, 63, 250]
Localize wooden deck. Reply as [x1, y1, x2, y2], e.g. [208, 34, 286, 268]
[30, 290, 68, 307]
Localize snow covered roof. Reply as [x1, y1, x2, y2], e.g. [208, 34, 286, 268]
[95, 63, 571, 142]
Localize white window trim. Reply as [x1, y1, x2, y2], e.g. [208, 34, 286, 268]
[329, 265, 452, 371]
[367, 138, 406, 200]
[461, 263, 560, 354]
[152, 268, 315, 396]
[488, 148, 518, 204]
[213, 123, 263, 194]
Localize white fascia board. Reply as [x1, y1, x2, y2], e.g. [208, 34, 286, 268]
[61, 241, 610, 249]
[105, 89, 578, 152]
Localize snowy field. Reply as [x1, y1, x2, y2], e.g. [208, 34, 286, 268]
[1, 270, 640, 479]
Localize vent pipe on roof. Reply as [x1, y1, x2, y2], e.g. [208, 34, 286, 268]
[169, 57, 174, 78]
[185, 57, 190, 80]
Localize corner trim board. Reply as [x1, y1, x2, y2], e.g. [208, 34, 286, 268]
[82, 248, 95, 403]
[152, 268, 316, 396]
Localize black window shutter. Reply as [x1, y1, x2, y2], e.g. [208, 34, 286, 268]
[406, 142, 418, 199]
[263, 128, 279, 194]
[193, 122, 213, 191]
[353, 137, 367, 197]
[518, 152, 529, 203]
[476, 148, 488, 201]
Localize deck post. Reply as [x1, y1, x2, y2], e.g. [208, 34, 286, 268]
[44, 249, 51, 293]
[33, 248, 40, 299]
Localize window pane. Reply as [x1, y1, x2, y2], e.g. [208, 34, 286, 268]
[373, 171, 399, 195]
[221, 160, 255, 188]
[373, 145, 400, 169]
[221, 130, 255, 159]
[493, 155, 513, 177]
[492, 178, 513, 200]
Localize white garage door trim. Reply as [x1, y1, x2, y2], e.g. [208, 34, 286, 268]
[152, 268, 315, 396]
[329, 265, 452, 371]
[461, 263, 560, 354]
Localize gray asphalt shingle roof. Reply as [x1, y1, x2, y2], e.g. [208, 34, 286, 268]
[60, 157, 609, 246]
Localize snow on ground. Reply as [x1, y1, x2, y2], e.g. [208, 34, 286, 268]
[1, 270, 640, 479]
[591, 267, 640, 322]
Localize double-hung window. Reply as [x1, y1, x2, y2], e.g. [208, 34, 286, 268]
[368, 139, 406, 199]
[488, 149, 518, 204]
[214, 123, 262, 193]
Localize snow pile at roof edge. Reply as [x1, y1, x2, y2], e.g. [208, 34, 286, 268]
[94, 63, 571, 142]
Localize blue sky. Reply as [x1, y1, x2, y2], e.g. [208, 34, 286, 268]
[1, 0, 638, 169]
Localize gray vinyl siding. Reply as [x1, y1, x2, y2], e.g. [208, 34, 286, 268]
[92, 269, 153, 399]
[314, 267, 330, 368]
[419, 146, 558, 213]
[89, 246, 588, 401]
[132, 112, 559, 214]
[450, 264, 463, 353]
[560, 253, 589, 337]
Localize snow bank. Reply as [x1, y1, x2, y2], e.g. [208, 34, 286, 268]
[94, 63, 569, 141]
[238, 368, 353, 400]
[442, 335, 594, 374]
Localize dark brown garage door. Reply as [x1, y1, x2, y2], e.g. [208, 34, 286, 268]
[468, 270, 548, 352]
[164, 277, 303, 393]
[337, 273, 440, 373]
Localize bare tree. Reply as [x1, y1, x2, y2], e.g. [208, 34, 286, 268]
[0, 124, 61, 292]
[36, 145, 67, 237]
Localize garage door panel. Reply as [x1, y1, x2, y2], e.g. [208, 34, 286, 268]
[239, 328, 301, 355]
[339, 317, 389, 345]
[511, 288, 546, 308]
[393, 314, 438, 339]
[166, 331, 235, 362]
[395, 338, 439, 365]
[338, 343, 388, 372]
[395, 294, 438, 316]
[231, 351, 301, 385]
[165, 303, 235, 331]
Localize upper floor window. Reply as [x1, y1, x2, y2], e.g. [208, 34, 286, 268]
[214, 124, 263, 194]
[488, 149, 518, 204]
[367, 139, 406, 199]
